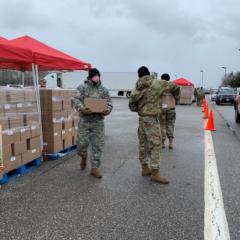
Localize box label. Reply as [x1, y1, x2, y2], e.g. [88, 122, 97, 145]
[7, 129, 13, 136]
[32, 149, 36, 154]
[20, 128, 26, 133]
[4, 104, 11, 110]
[31, 125, 37, 130]
[17, 103, 23, 108]
[10, 156, 16, 162]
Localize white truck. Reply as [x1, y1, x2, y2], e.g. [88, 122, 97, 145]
[45, 71, 158, 98]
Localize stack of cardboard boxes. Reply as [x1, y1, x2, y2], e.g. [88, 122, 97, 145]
[40, 88, 79, 154]
[178, 86, 194, 105]
[0, 87, 41, 173]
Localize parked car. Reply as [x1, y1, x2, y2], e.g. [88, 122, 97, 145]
[215, 87, 235, 105]
[210, 89, 218, 101]
[234, 88, 240, 123]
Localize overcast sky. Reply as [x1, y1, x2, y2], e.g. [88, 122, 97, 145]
[1, 0, 240, 88]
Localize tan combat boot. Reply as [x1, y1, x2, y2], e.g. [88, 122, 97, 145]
[91, 168, 102, 178]
[150, 169, 169, 184]
[142, 164, 151, 176]
[80, 158, 87, 170]
[169, 138, 173, 150]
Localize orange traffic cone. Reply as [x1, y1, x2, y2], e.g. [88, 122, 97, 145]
[202, 101, 206, 112]
[203, 104, 208, 119]
[205, 110, 216, 131]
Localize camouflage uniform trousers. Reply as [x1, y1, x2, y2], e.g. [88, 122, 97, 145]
[138, 116, 162, 170]
[160, 109, 176, 141]
[197, 98, 203, 107]
[77, 119, 105, 169]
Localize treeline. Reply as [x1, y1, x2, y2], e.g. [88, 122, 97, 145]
[221, 72, 240, 88]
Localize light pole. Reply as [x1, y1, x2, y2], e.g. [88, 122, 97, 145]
[200, 70, 204, 88]
[222, 66, 227, 76]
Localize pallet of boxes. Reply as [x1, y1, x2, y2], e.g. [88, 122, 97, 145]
[0, 87, 42, 184]
[40, 88, 79, 159]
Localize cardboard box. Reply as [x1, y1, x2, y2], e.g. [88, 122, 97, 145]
[0, 88, 6, 103]
[9, 115, 24, 129]
[2, 144, 21, 172]
[6, 89, 25, 103]
[22, 148, 41, 164]
[72, 135, 76, 145]
[26, 136, 41, 150]
[43, 131, 62, 153]
[4, 103, 17, 115]
[61, 110, 68, 118]
[162, 95, 176, 109]
[30, 124, 41, 138]
[63, 118, 72, 130]
[24, 113, 39, 126]
[42, 121, 62, 133]
[25, 102, 37, 112]
[63, 99, 71, 110]
[0, 116, 10, 130]
[16, 103, 28, 114]
[14, 141, 26, 155]
[2, 129, 21, 144]
[24, 89, 36, 102]
[84, 98, 107, 113]
[20, 126, 31, 141]
[64, 135, 72, 148]
[0, 104, 4, 115]
[45, 140, 62, 153]
[61, 129, 67, 140]
[73, 116, 80, 127]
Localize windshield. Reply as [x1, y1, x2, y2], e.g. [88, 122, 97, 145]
[219, 88, 234, 94]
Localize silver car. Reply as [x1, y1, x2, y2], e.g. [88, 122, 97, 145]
[211, 89, 218, 101]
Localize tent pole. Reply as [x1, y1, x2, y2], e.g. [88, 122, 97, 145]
[32, 63, 43, 150]
[21, 72, 25, 87]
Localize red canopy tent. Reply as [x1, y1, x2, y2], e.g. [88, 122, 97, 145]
[10, 36, 91, 71]
[0, 36, 8, 42]
[0, 38, 33, 70]
[173, 78, 194, 86]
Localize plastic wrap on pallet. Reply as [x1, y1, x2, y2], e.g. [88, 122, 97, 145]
[40, 88, 79, 154]
[0, 87, 42, 173]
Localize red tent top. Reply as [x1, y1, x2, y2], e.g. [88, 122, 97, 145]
[173, 78, 194, 86]
[0, 36, 8, 43]
[0, 38, 33, 70]
[10, 36, 91, 71]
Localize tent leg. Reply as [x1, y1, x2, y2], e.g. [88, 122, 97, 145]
[32, 64, 43, 150]
[21, 72, 25, 87]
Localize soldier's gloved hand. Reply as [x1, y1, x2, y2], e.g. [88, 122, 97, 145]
[102, 110, 109, 116]
[81, 107, 92, 115]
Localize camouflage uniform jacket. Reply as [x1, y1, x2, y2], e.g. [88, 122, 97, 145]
[161, 80, 181, 106]
[74, 79, 113, 121]
[129, 75, 168, 117]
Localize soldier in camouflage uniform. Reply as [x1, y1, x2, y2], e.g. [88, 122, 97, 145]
[74, 68, 113, 178]
[159, 74, 180, 150]
[129, 66, 170, 184]
[196, 87, 205, 107]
